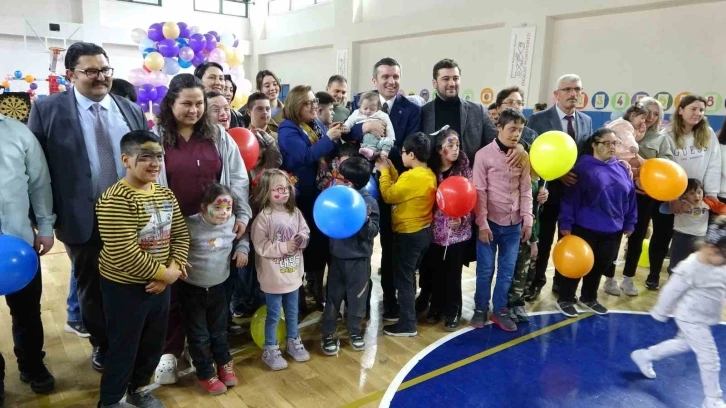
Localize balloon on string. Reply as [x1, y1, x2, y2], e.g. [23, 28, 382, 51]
[188, 33, 206, 53]
[314, 186, 368, 239]
[162, 22, 180, 39]
[203, 33, 218, 51]
[14, 70, 22, 79]
[0, 235, 39, 296]
[155, 86, 168, 102]
[529, 130, 578, 181]
[148, 71, 168, 87]
[137, 84, 158, 104]
[138, 37, 156, 53]
[363, 175, 379, 200]
[144, 52, 165, 71]
[162, 58, 181, 75]
[178, 59, 193, 69]
[151, 102, 161, 116]
[436, 176, 477, 218]
[157, 39, 179, 58]
[192, 52, 206, 67]
[228, 127, 260, 171]
[130, 28, 147, 43]
[29, 82, 38, 90]
[24, 75, 34, 83]
[177, 22, 191, 39]
[147, 23, 164, 41]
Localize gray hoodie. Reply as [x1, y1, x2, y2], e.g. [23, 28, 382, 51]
[329, 189, 380, 259]
[185, 213, 249, 288]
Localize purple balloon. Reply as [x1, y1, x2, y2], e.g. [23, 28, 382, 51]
[147, 23, 164, 42]
[178, 22, 188, 30]
[204, 33, 217, 51]
[29, 83, 38, 90]
[178, 47, 194, 62]
[208, 31, 219, 38]
[157, 39, 179, 58]
[137, 84, 158, 104]
[179, 27, 191, 39]
[152, 103, 161, 116]
[233, 38, 239, 47]
[188, 33, 206, 53]
[155, 86, 168, 102]
[192, 52, 206, 67]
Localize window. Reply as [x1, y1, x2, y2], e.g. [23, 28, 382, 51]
[194, 0, 248, 17]
[116, 0, 162, 5]
[269, 0, 329, 15]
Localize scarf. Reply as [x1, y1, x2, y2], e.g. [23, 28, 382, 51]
[299, 122, 321, 145]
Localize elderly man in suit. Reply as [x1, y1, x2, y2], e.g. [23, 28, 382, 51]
[347, 57, 421, 321]
[29, 42, 147, 373]
[0, 114, 57, 401]
[523, 73, 593, 301]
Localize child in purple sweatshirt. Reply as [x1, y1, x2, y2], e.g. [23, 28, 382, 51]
[556, 128, 637, 318]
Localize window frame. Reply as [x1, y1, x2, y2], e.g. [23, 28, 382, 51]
[193, 0, 249, 17]
[116, 0, 162, 6]
[269, 0, 330, 15]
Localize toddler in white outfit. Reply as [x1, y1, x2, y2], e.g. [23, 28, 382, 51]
[631, 216, 726, 408]
[344, 91, 395, 160]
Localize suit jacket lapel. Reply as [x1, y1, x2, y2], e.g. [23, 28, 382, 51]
[422, 103, 435, 133]
[576, 112, 586, 138]
[112, 94, 141, 130]
[459, 97, 468, 138]
[549, 106, 563, 132]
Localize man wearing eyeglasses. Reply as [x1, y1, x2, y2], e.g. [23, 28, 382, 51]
[28, 42, 147, 374]
[524, 74, 593, 301]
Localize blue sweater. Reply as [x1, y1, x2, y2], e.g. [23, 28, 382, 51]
[278, 118, 337, 198]
[558, 155, 637, 234]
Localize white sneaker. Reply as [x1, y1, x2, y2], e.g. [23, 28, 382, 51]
[154, 353, 178, 385]
[703, 397, 726, 408]
[630, 349, 656, 379]
[603, 278, 621, 296]
[621, 277, 639, 296]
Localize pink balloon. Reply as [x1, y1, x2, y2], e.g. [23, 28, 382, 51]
[128, 68, 149, 87]
[148, 71, 168, 87]
[208, 48, 226, 64]
[178, 46, 195, 62]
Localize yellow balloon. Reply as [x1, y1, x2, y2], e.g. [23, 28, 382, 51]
[25, 74, 34, 83]
[530, 130, 578, 181]
[638, 239, 650, 268]
[227, 48, 244, 67]
[231, 92, 249, 110]
[162, 22, 180, 39]
[217, 43, 233, 56]
[144, 52, 165, 71]
[250, 305, 286, 349]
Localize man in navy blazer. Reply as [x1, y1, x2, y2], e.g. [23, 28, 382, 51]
[346, 58, 421, 320]
[524, 74, 593, 301]
[28, 42, 147, 372]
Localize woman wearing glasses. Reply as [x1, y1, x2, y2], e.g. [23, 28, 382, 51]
[494, 86, 538, 145]
[151, 74, 252, 385]
[555, 128, 638, 318]
[278, 85, 343, 309]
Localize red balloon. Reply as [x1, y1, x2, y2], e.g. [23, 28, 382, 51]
[142, 64, 151, 73]
[228, 127, 260, 171]
[436, 176, 477, 218]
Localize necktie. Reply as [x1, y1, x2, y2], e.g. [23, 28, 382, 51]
[565, 115, 576, 139]
[381, 101, 389, 114]
[91, 103, 118, 194]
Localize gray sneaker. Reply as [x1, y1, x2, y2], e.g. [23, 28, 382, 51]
[262, 344, 288, 371]
[621, 277, 639, 296]
[603, 278, 621, 296]
[125, 390, 164, 408]
[286, 336, 310, 362]
[491, 309, 517, 332]
[100, 403, 135, 408]
[581, 300, 608, 315]
[510, 305, 529, 323]
[470, 309, 487, 328]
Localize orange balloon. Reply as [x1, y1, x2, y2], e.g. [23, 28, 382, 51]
[640, 158, 687, 201]
[1, 80, 9, 88]
[25, 74, 34, 83]
[553, 235, 594, 279]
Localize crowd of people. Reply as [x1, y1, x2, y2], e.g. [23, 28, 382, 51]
[2, 40, 726, 407]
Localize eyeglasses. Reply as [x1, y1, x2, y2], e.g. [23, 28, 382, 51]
[558, 87, 583, 94]
[272, 186, 291, 194]
[401, 149, 409, 155]
[595, 141, 622, 148]
[502, 100, 525, 107]
[74, 68, 114, 79]
[304, 98, 319, 108]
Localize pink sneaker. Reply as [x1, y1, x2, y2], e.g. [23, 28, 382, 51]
[198, 376, 227, 395]
[217, 361, 238, 387]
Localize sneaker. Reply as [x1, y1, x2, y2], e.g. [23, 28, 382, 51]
[580, 300, 608, 315]
[198, 376, 227, 395]
[92, 346, 105, 373]
[321, 335, 340, 356]
[630, 349, 656, 379]
[426, 308, 442, 324]
[511, 305, 529, 323]
[703, 397, 726, 408]
[350, 334, 365, 351]
[645, 278, 659, 291]
[490, 310, 518, 332]
[154, 354, 178, 385]
[621, 277, 639, 296]
[19, 365, 55, 394]
[382, 310, 399, 322]
[603, 278, 621, 296]
[286, 336, 310, 362]
[523, 286, 541, 302]
[383, 323, 417, 337]
[100, 402, 135, 408]
[470, 309, 487, 329]
[217, 361, 238, 387]
[555, 300, 579, 318]
[444, 315, 460, 332]
[64, 322, 90, 338]
[232, 304, 245, 318]
[262, 344, 288, 371]
[227, 322, 245, 336]
[126, 390, 164, 408]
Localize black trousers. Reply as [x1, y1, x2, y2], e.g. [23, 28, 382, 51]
[322, 257, 371, 336]
[669, 231, 698, 274]
[393, 228, 432, 331]
[532, 203, 564, 289]
[419, 242, 465, 318]
[298, 195, 330, 306]
[99, 278, 169, 406]
[379, 199, 396, 313]
[65, 229, 108, 352]
[558, 225, 622, 304]
[0, 262, 46, 380]
[603, 193, 655, 279]
[178, 281, 232, 380]
[647, 203, 674, 283]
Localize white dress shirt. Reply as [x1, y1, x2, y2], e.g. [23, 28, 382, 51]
[379, 94, 395, 113]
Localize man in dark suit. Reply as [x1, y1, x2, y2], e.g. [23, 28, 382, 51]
[524, 74, 593, 301]
[347, 57, 421, 321]
[28, 42, 147, 373]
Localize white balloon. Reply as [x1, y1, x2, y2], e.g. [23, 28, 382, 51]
[240, 78, 252, 94]
[219, 32, 235, 47]
[190, 26, 201, 34]
[220, 62, 230, 74]
[130, 28, 147, 44]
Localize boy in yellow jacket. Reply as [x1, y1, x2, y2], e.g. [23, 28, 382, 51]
[376, 132, 437, 337]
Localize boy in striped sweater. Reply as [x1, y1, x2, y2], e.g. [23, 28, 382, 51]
[95, 130, 190, 408]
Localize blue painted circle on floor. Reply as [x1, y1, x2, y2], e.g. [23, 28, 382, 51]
[389, 313, 723, 408]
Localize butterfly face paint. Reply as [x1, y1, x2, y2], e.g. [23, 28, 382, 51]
[441, 135, 460, 163]
[203, 194, 233, 225]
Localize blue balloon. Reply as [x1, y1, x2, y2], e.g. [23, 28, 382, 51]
[142, 47, 156, 58]
[178, 59, 192, 69]
[363, 175, 378, 200]
[176, 38, 188, 48]
[0, 235, 38, 296]
[13, 70, 22, 79]
[313, 186, 367, 239]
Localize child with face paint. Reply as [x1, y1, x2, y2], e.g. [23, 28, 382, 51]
[178, 183, 249, 395]
[250, 169, 311, 370]
[418, 129, 473, 331]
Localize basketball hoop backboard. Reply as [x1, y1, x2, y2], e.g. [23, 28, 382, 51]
[23, 19, 84, 54]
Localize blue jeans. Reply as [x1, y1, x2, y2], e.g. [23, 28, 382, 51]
[64, 249, 82, 324]
[475, 221, 522, 312]
[264, 290, 299, 346]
